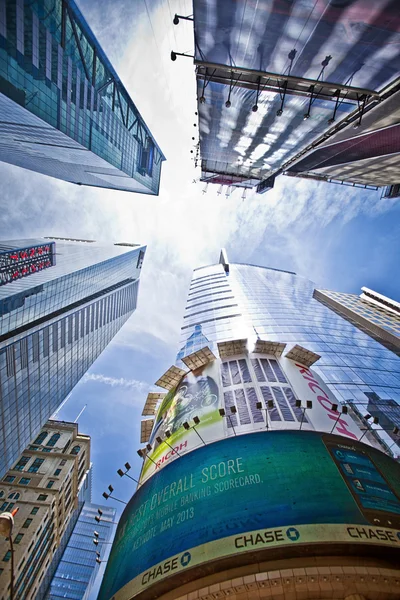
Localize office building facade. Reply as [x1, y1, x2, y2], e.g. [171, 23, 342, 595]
[99, 251, 400, 600]
[0, 0, 164, 193]
[314, 286, 400, 356]
[0, 420, 91, 600]
[46, 502, 116, 600]
[0, 238, 145, 476]
[180, 1, 399, 191]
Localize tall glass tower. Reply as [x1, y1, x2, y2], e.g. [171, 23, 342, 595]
[46, 503, 116, 600]
[99, 250, 400, 600]
[0, 0, 165, 193]
[0, 237, 145, 476]
[177, 253, 400, 454]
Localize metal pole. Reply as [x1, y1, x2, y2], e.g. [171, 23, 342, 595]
[10, 535, 14, 600]
[192, 426, 206, 445]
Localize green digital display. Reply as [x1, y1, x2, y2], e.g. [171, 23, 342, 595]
[99, 431, 400, 600]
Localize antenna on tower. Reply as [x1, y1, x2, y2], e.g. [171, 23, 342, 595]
[74, 405, 87, 423]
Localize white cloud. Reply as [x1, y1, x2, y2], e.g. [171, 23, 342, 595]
[82, 373, 149, 391]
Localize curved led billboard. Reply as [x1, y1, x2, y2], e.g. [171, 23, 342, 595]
[99, 431, 400, 600]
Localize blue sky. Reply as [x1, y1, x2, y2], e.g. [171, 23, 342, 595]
[0, 0, 400, 516]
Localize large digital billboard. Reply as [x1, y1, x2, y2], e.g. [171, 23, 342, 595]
[99, 431, 400, 600]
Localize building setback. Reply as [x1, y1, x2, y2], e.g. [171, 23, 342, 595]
[0, 0, 165, 193]
[46, 503, 116, 600]
[0, 420, 91, 600]
[0, 238, 146, 476]
[98, 251, 400, 600]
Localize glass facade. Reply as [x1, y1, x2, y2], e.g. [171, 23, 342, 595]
[45, 503, 116, 600]
[179, 258, 400, 456]
[0, 0, 164, 193]
[315, 287, 400, 356]
[0, 239, 145, 476]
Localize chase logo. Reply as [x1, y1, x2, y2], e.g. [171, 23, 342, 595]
[286, 527, 300, 542]
[180, 552, 191, 567]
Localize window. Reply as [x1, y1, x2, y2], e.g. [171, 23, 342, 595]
[19, 478, 31, 486]
[33, 431, 48, 445]
[53, 469, 61, 476]
[46, 480, 55, 489]
[28, 458, 44, 473]
[14, 534, 24, 544]
[0, 502, 8, 511]
[70, 446, 80, 455]
[46, 433, 60, 447]
[59, 460, 66, 466]
[37, 494, 48, 501]
[13, 456, 30, 471]
[31, 507, 39, 515]
[8, 493, 19, 500]
[3, 551, 11, 562]
[22, 518, 32, 528]
[0, 491, 3, 498]
[3, 476, 15, 483]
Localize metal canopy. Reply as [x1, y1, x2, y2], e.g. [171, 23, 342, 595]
[254, 340, 286, 357]
[191, 0, 398, 188]
[140, 419, 154, 443]
[142, 392, 166, 417]
[218, 339, 248, 359]
[155, 365, 188, 390]
[181, 346, 216, 371]
[285, 345, 321, 367]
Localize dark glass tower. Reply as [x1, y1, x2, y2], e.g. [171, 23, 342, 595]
[0, 0, 164, 193]
[46, 503, 116, 600]
[0, 238, 145, 476]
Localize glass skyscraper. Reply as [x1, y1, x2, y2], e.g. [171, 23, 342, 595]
[178, 253, 400, 455]
[0, 237, 146, 476]
[99, 250, 400, 600]
[46, 503, 116, 600]
[0, 0, 164, 193]
[315, 286, 400, 356]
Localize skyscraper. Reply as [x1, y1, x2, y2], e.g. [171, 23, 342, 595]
[314, 286, 400, 356]
[0, 238, 145, 476]
[99, 251, 400, 600]
[0, 420, 91, 600]
[46, 503, 116, 600]
[175, 1, 399, 192]
[286, 87, 400, 188]
[0, 0, 165, 193]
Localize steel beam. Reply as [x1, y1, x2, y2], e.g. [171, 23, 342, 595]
[195, 60, 379, 104]
[68, 5, 91, 82]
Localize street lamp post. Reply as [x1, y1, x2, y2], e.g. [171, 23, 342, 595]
[0, 508, 19, 600]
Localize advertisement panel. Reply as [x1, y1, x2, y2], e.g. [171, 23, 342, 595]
[141, 360, 223, 482]
[283, 358, 364, 442]
[99, 431, 400, 600]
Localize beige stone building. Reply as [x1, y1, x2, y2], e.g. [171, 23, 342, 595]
[0, 420, 90, 600]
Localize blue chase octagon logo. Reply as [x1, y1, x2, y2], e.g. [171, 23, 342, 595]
[286, 527, 300, 542]
[180, 551, 192, 567]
